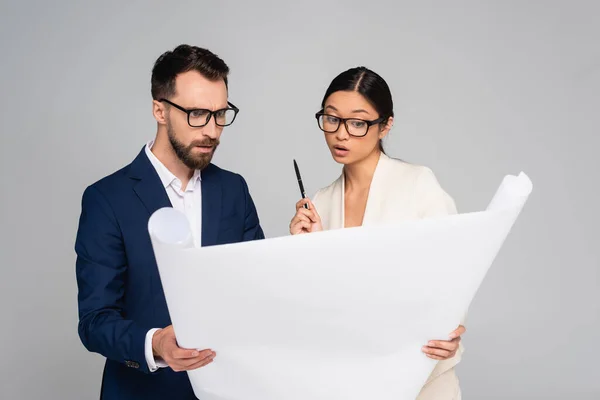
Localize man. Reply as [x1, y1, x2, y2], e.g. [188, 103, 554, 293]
[75, 44, 264, 399]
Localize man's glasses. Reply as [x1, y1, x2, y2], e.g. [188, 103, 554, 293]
[315, 111, 385, 137]
[160, 98, 239, 127]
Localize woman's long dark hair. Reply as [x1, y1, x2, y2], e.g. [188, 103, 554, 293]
[321, 67, 394, 153]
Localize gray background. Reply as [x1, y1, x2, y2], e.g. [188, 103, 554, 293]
[1, 0, 598, 399]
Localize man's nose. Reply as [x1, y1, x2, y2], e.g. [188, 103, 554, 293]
[202, 116, 219, 139]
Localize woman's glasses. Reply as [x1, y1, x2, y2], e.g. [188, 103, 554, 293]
[315, 111, 385, 137]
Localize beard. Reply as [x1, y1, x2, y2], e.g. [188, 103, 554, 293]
[167, 121, 220, 171]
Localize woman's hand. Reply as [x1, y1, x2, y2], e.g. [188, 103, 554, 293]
[289, 198, 323, 234]
[422, 325, 466, 360]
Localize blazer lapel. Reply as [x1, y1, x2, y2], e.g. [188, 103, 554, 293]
[362, 152, 389, 226]
[321, 153, 392, 229]
[129, 148, 172, 215]
[329, 153, 387, 229]
[327, 176, 344, 230]
[200, 164, 222, 247]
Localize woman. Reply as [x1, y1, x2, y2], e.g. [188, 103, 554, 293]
[289, 67, 466, 399]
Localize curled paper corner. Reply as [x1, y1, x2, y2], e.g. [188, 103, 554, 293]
[486, 171, 534, 212]
[510, 171, 533, 193]
[516, 171, 533, 193]
[148, 207, 193, 248]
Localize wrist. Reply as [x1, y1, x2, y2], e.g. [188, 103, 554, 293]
[151, 328, 163, 358]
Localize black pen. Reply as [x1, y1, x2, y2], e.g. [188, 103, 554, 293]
[293, 159, 309, 209]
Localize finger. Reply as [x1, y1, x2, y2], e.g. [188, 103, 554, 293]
[168, 349, 215, 371]
[289, 215, 311, 233]
[289, 217, 304, 229]
[291, 219, 312, 232]
[178, 351, 215, 369]
[449, 325, 466, 339]
[294, 212, 313, 224]
[185, 355, 215, 371]
[291, 225, 309, 235]
[422, 346, 452, 358]
[426, 354, 445, 360]
[296, 208, 318, 223]
[426, 338, 460, 352]
[172, 348, 214, 360]
[297, 221, 312, 232]
[289, 215, 302, 226]
[296, 198, 310, 211]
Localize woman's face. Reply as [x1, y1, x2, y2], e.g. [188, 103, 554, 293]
[321, 90, 390, 165]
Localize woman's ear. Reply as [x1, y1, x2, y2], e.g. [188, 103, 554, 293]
[379, 116, 394, 140]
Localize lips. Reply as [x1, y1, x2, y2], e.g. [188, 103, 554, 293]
[194, 145, 214, 154]
[332, 144, 349, 157]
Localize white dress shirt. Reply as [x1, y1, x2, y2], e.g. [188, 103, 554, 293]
[143, 140, 203, 372]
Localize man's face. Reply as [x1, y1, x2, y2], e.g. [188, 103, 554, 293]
[164, 70, 228, 170]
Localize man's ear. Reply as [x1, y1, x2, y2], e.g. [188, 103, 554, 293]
[152, 100, 168, 125]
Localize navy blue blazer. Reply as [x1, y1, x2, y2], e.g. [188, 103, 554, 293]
[75, 147, 264, 399]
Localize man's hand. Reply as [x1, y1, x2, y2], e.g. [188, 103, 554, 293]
[152, 325, 215, 372]
[422, 325, 466, 360]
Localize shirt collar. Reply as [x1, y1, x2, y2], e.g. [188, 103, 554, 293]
[145, 140, 202, 189]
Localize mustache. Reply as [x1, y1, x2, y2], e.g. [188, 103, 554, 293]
[189, 138, 219, 147]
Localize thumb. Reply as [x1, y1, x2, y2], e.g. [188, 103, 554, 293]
[449, 325, 465, 339]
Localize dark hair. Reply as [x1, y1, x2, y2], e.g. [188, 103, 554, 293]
[321, 66, 394, 153]
[151, 44, 229, 100]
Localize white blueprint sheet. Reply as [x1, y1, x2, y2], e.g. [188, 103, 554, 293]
[149, 172, 532, 400]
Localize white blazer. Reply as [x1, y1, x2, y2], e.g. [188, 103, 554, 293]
[312, 152, 464, 393]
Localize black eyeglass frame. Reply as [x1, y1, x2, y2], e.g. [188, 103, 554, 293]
[315, 110, 386, 137]
[159, 98, 240, 127]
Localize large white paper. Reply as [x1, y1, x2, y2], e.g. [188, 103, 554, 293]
[148, 172, 532, 400]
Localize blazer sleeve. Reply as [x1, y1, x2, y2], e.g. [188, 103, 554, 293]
[75, 185, 152, 373]
[239, 175, 265, 241]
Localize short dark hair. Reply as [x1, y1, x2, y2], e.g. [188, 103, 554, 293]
[151, 44, 229, 100]
[322, 67, 394, 153]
